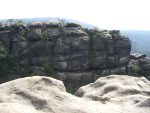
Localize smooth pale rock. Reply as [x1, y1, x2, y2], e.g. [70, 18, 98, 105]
[0, 103, 37, 113]
[75, 75, 150, 108]
[0, 76, 93, 113]
[131, 53, 146, 60]
[0, 76, 149, 113]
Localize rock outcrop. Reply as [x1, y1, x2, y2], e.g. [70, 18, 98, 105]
[75, 75, 150, 107]
[128, 57, 150, 80]
[0, 75, 150, 113]
[0, 22, 131, 88]
[139, 57, 150, 79]
[130, 53, 146, 60]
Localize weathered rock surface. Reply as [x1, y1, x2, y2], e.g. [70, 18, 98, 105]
[139, 57, 150, 79]
[131, 53, 146, 60]
[75, 75, 150, 108]
[0, 76, 92, 113]
[0, 75, 149, 113]
[128, 57, 150, 80]
[0, 22, 131, 87]
[139, 57, 150, 70]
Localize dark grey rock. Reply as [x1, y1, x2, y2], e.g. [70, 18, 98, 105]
[63, 27, 87, 37]
[139, 58, 150, 70]
[110, 66, 126, 74]
[66, 73, 82, 85]
[107, 55, 119, 67]
[0, 22, 131, 87]
[93, 56, 106, 68]
[46, 28, 60, 38]
[54, 61, 67, 70]
[26, 29, 42, 42]
[119, 56, 130, 65]
[56, 72, 67, 81]
[92, 37, 106, 50]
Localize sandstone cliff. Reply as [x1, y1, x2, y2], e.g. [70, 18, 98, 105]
[0, 22, 131, 88]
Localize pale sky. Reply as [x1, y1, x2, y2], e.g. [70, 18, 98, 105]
[0, 0, 150, 30]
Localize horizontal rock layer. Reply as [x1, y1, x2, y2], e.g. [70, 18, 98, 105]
[0, 22, 131, 87]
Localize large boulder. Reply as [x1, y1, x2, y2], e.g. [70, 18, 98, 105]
[128, 57, 150, 80]
[0, 75, 150, 113]
[75, 75, 150, 107]
[139, 57, 150, 70]
[0, 76, 94, 113]
[139, 57, 150, 79]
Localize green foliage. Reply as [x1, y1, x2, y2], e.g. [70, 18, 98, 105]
[0, 46, 7, 58]
[129, 60, 141, 76]
[43, 61, 55, 75]
[65, 84, 75, 94]
[42, 31, 49, 40]
[7, 19, 15, 23]
[11, 25, 25, 35]
[16, 20, 23, 24]
[84, 27, 103, 38]
[2, 21, 25, 35]
[132, 65, 140, 73]
[0, 56, 12, 75]
[23, 64, 33, 74]
[0, 46, 12, 75]
[58, 19, 66, 32]
[58, 19, 66, 27]
[2, 19, 25, 35]
[6, 19, 23, 25]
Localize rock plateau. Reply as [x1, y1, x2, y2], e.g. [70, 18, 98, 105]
[0, 75, 150, 113]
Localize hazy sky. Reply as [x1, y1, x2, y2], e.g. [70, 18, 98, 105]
[0, 0, 150, 30]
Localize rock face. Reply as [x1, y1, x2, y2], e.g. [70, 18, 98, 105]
[0, 75, 149, 113]
[139, 57, 150, 79]
[75, 75, 150, 108]
[0, 76, 92, 113]
[0, 22, 131, 87]
[128, 57, 150, 80]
